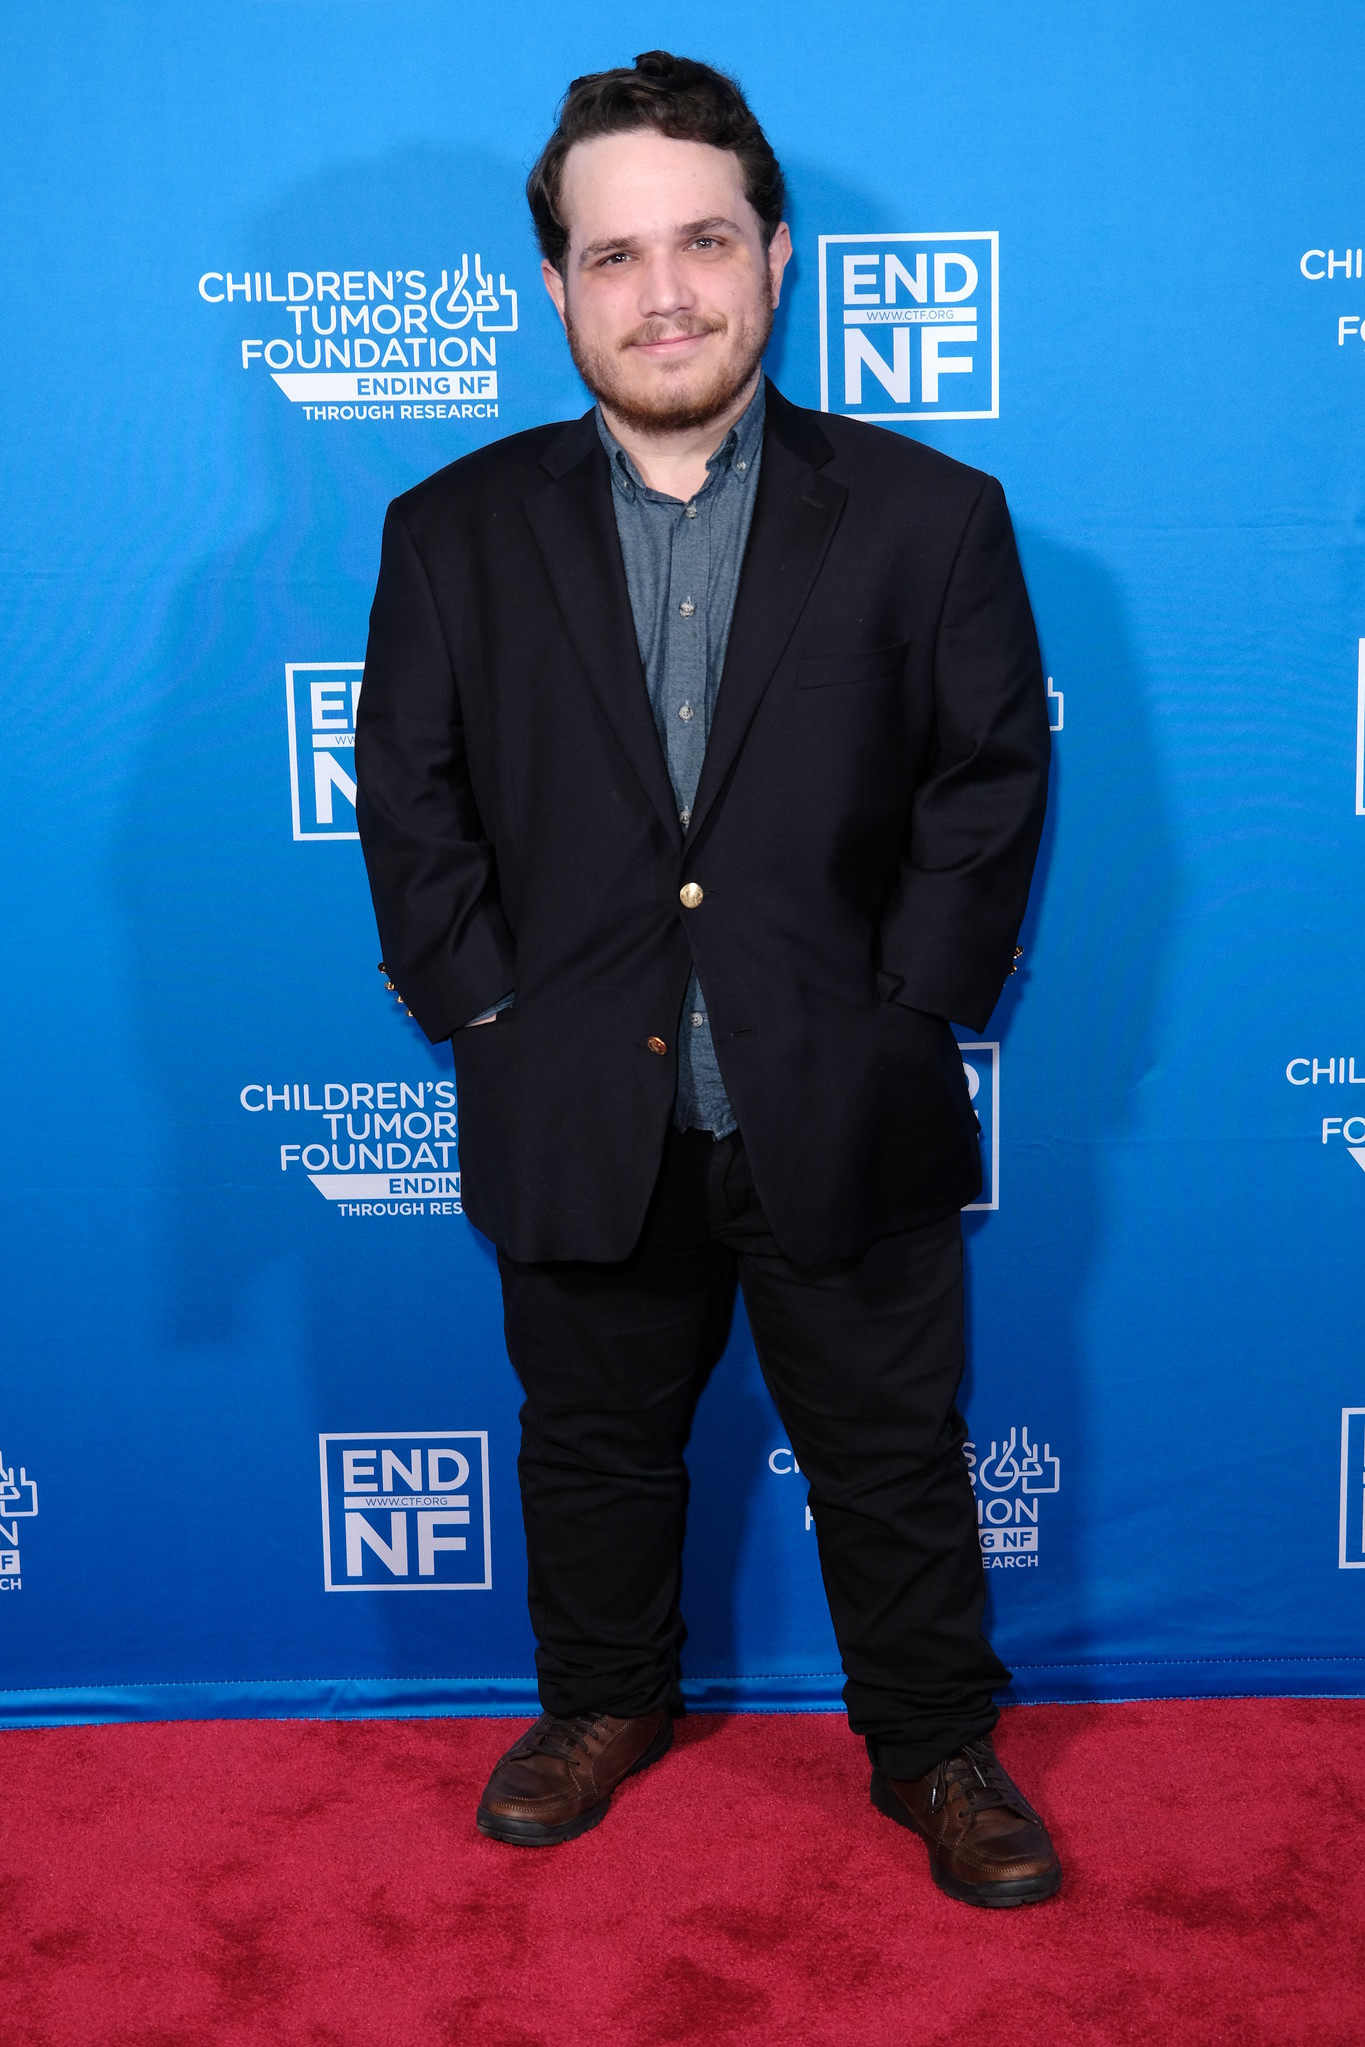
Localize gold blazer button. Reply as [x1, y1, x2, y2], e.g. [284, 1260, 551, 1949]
[679, 882, 704, 909]
[646, 1036, 668, 1055]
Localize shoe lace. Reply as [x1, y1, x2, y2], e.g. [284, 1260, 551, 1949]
[932, 1738, 1028, 1819]
[523, 1711, 611, 1763]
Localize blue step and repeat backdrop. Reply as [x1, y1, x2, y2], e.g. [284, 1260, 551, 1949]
[3, 1, 1364, 1724]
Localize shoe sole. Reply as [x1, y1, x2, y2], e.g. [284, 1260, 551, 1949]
[476, 1715, 675, 1848]
[869, 1769, 1062, 1908]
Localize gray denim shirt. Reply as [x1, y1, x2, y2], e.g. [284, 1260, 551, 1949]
[596, 382, 765, 1136]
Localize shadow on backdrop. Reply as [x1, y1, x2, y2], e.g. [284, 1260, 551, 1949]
[968, 527, 1179, 1712]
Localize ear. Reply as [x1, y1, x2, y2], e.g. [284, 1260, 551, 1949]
[767, 222, 793, 311]
[541, 257, 568, 330]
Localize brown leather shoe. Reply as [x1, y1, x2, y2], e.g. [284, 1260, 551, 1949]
[871, 1735, 1062, 1907]
[476, 1710, 673, 1846]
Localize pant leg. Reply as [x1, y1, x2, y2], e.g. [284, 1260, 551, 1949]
[498, 1129, 736, 1720]
[718, 1148, 1008, 1780]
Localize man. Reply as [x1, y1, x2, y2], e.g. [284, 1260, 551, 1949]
[356, 51, 1056, 1907]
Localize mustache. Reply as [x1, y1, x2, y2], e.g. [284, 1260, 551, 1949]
[619, 314, 726, 351]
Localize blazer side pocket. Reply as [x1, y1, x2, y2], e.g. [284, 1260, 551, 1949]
[794, 642, 909, 690]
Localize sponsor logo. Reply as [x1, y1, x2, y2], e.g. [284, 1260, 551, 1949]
[819, 232, 998, 421]
[959, 1041, 1000, 1210]
[768, 1425, 1060, 1566]
[1298, 246, 1365, 352]
[1283, 1055, 1365, 1176]
[287, 662, 363, 840]
[320, 1433, 491, 1590]
[966, 1426, 1060, 1569]
[0, 1446, 39, 1591]
[239, 1079, 462, 1214]
[1341, 1410, 1365, 1568]
[198, 260, 517, 421]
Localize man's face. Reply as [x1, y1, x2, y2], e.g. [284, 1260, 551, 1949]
[542, 128, 791, 435]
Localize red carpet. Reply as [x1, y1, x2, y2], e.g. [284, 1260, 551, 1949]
[4, 1699, 1362, 2046]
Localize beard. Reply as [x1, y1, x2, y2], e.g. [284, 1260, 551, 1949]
[564, 277, 774, 437]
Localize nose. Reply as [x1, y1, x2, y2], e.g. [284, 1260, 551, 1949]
[635, 247, 696, 321]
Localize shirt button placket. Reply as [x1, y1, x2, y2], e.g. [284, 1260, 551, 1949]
[677, 511, 702, 799]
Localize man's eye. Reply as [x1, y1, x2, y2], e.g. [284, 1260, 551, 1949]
[600, 251, 631, 266]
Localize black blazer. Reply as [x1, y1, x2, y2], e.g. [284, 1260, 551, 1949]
[356, 380, 1049, 1265]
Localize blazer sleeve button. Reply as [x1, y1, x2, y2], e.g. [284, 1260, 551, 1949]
[646, 1036, 668, 1055]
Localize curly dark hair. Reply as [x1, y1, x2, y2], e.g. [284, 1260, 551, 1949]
[527, 50, 786, 272]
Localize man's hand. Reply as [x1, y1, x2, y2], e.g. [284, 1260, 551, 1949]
[460, 992, 515, 1029]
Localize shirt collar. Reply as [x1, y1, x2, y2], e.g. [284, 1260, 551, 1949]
[597, 379, 766, 503]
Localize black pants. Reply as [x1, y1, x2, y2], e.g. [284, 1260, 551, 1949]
[497, 1127, 1008, 1780]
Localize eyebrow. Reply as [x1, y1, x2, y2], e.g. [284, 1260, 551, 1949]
[576, 216, 746, 263]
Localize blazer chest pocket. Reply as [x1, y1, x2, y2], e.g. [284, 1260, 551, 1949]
[795, 642, 909, 690]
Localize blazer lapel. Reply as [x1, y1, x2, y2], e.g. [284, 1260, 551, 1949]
[686, 384, 847, 841]
[523, 414, 682, 846]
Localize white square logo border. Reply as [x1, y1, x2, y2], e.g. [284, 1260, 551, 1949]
[818, 231, 999, 422]
[318, 1430, 493, 1592]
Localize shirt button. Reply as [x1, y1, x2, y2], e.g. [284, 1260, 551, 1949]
[690, 1012, 705, 1027]
[685, 504, 698, 519]
[680, 883, 704, 909]
[736, 459, 747, 472]
[679, 599, 696, 617]
[647, 1036, 668, 1055]
[678, 702, 694, 722]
